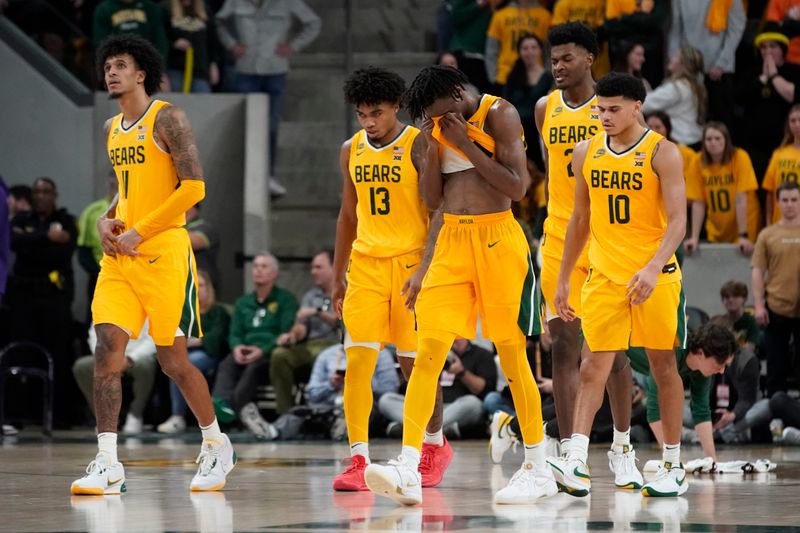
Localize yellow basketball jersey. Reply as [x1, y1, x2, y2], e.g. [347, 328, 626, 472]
[583, 129, 681, 285]
[541, 90, 602, 240]
[685, 148, 760, 242]
[487, 5, 551, 84]
[349, 126, 428, 257]
[107, 100, 183, 239]
[551, 0, 605, 27]
[763, 144, 800, 223]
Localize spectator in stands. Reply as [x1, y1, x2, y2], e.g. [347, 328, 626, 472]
[215, 0, 321, 197]
[270, 249, 339, 415]
[766, 0, 800, 66]
[93, 0, 169, 64]
[642, 47, 707, 148]
[763, 104, 800, 225]
[212, 253, 298, 439]
[708, 280, 766, 443]
[752, 180, 800, 397]
[602, 0, 668, 87]
[485, 0, 551, 86]
[185, 203, 220, 290]
[6, 184, 32, 219]
[644, 111, 698, 175]
[685, 122, 761, 256]
[551, 0, 605, 29]
[165, 0, 220, 93]
[73, 322, 157, 434]
[738, 23, 800, 180]
[668, 0, 746, 131]
[448, 0, 494, 93]
[158, 271, 230, 433]
[503, 33, 553, 174]
[76, 171, 116, 314]
[436, 51, 459, 69]
[769, 391, 800, 444]
[379, 339, 497, 439]
[611, 41, 652, 92]
[7, 177, 78, 427]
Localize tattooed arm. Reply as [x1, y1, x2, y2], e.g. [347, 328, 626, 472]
[153, 104, 204, 182]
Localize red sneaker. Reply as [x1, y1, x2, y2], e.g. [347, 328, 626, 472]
[333, 455, 369, 491]
[419, 437, 453, 487]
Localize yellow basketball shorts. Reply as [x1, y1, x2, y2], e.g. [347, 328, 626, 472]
[539, 224, 590, 321]
[342, 248, 423, 353]
[415, 210, 538, 344]
[92, 231, 202, 346]
[580, 268, 686, 352]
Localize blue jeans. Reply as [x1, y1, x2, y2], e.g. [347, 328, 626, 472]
[171, 349, 218, 416]
[483, 391, 515, 416]
[234, 72, 287, 175]
[167, 69, 212, 94]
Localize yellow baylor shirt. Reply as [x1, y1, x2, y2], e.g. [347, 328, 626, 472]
[107, 99, 184, 237]
[582, 129, 681, 285]
[762, 144, 800, 224]
[541, 90, 602, 240]
[551, 0, 605, 27]
[349, 126, 428, 257]
[685, 148, 760, 242]
[487, 5, 551, 84]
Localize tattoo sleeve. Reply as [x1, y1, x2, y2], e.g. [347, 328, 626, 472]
[154, 105, 205, 181]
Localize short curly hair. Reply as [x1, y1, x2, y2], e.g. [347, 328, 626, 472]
[343, 67, 406, 107]
[596, 72, 647, 102]
[548, 21, 599, 57]
[96, 34, 163, 97]
[687, 323, 738, 365]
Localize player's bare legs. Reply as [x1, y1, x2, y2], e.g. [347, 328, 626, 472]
[156, 337, 214, 426]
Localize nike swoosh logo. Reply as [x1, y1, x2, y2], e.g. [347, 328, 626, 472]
[405, 263, 417, 269]
[573, 466, 591, 481]
[488, 241, 500, 248]
[108, 477, 124, 485]
[149, 256, 161, 264]
[356, 151, 365, 156]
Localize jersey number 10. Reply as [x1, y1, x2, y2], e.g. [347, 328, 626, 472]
[607, 194, 630, 224]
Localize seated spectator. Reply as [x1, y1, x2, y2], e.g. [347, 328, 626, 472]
[271, 249, 339, 415]
[713, 280, 762, 351]
[685, 122, 761, 256]
[185, 203, 220, 289]
[630, 323, 739, 461]
[158, 270, 230, 433]
[752, 181, 800, 397]
[612, 41, 652, 92]
[435, 52, 480, 94]
[166, 0, 220, 93]
[603, 0, 668, 87]
[379, 339, 497, 439]
[485, 0, 551, 87]
[642, 47, 707, 148]
[73, 322, 157, 434]
[212, 253, 298, 439]
[769, 391, 800, 444]
[737, 23, 800, 180]
[502, 34, 553, 175]
[447, 0, 494, 93]
[6, 184, 32, 219]
[763, 104, 800, 225]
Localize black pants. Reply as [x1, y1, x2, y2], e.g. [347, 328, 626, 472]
[765, 308, 800, 397]
[212, 352, 271, 412]
[769, 391, 800, 428]
[705, 73, 735, 132]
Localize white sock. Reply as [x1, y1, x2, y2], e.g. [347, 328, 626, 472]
[350, 442, 369, 461]
[523, 441, 545, 466]
[97, 432, 118, 464]
[663, 442, 681, 466]
[568, 433, 590, 464]
[200, 418, 223, 443]
[612, 427, 631, 453]
[423, 429, 444, 446]
[401, 445, 421, 467]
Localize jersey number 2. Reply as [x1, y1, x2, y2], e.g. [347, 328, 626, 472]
[369, 187, 390, 215]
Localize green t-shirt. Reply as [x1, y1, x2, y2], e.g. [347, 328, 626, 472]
[627, 347, 711, 425]
[228, 287, 298, 356]
[733, 312, 761, 348]
[77, 198, 110, 264]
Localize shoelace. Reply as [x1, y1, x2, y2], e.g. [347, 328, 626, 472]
[418, 449, 435, 473]
[195, 442, 220, 476]
[507, 467, 533, 488]
[341, 457, 365, 474]
[84, 460, 106, 476]
[619, 452, 639, 474]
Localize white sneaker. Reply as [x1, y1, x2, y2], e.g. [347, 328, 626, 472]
[190, 434, 237, 492]
[2, 424, 19, 435]
[239, 402, 278, 440]
[489, 411, 518, 464]
[641, 463, 688, 497]
[364, 454, 422, 506]
[544, 433, 561, 459]
[546, 455, 591, 497]
[71, 455, 126, 495]
[493, 462, 558, 504]
[157, 415, 187, 434]
[782, 426, 800, 445]
[608, 447, 644, 489]
[121, 414, 143, 434]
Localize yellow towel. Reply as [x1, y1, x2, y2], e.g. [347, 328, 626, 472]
[431, 116, 497, 160]
[706, 0, 734, 33]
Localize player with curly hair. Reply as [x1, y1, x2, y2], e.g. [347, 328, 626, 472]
[331, 66, 450, 492]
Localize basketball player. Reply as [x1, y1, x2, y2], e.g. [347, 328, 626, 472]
[71, 35, 234, 495]
[331, 67, 451, 492]
[550, 72, 688, 497]
[365, 66, 555, 506]
[533, 21, 641, 490]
